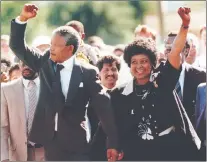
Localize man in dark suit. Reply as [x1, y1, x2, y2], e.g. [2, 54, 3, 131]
[164, 32, 206, 123]
[9, 4, 119, 161]
[87, 55, 123, 161]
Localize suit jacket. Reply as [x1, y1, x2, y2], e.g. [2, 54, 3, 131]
[9, 20, 118, 153]
[1, 78, 28, 161]
[195, 83, 206, 142]
[182, 63, 206, 122]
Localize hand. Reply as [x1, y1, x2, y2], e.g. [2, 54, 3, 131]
[1, 72, 9, 82]
[19, 4, 38, 21]
[178, 7, 191, 27]
[107, 149, 119, 161]
[117, 151, 124, 160]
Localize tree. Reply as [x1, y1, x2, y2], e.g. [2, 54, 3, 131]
[1, 1, 50, 44]
[46, 1, 146, 44]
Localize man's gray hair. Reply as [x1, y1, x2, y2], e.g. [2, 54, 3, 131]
[52, 26, 81, 54]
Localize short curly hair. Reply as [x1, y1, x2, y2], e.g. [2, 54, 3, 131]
[124, 38, 157, 68]
[96, 55, 121, 72]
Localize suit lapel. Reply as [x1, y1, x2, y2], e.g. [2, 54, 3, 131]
[66, 62, 83, 104]
[41, 59, 56, 92]
[13, 78, 27, 130]
[183, 64, 190, 104]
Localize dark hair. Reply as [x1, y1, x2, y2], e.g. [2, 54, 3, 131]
[96, 55, 121, 72]
[65, 20, 84, 34]
[167, 31, 190, 49]
[124, 38, 157, 68]
[167, 31, 178, 37]
[8, 63, 20, 76]
[1, 58, 11, 67]
[53, 26, 81, 54]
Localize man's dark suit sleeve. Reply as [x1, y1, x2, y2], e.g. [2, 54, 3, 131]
[86, 68, 119, 149]
[9, 19, 48, 72]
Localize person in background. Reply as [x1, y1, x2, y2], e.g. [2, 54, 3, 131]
[1, 61, 44, 161]
[1, 58, 11, 83]
[65, 21, 99, 65]
[8, 63, 22, 81]
[111, 7, 201, 161]
[87, 35, 114, 56]
[134, 24, 157, 42]
[113, 44, 125, 57]
[88, 55, 123, 161]
[32, 35, 51, 53]
[1, 35, 15, 63]
[185, 33, 199, 66]
[164, 31, 206, 123]
[197, 25, 206, 69]
[199, 25, 206, 55]
[195, 82, 206, 161]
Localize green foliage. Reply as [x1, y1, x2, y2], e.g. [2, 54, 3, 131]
[46, 1, 146, 44]
[2, 1, 147, 45]
[1, 1, 29, 34]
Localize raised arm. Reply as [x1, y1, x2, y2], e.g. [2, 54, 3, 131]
[9, 4, 48, 72]
[168, 7, 191, 69]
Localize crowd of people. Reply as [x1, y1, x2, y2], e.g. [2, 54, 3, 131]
[1, 3, 206, 161]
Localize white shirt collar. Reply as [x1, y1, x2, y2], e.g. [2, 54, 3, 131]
[59, 55, 76, 70]
[121, 79, 134, 96]
[22, 77, 40, 88]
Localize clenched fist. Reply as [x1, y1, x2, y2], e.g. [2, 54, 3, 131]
[178, 7, 191, 27]
[19, 4, 39, 22]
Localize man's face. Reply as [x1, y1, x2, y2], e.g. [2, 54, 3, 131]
[50, 34, 73, 63]
[164, 36, 176, 57]
[99, 62, 119, 89]
[185, 42, 196, 65]
[20, 62, 38, 80]
[10, 69, 22, 81]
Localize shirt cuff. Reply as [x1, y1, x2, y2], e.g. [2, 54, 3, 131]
[15, 16, 27, 24]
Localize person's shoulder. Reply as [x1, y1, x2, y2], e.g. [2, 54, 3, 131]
[77, 59, 99, 73]
[198, 82, 206, 89]
[1, 77, 22, 90]
[185, 63, 206, 73]
[111, 82, 129, 95]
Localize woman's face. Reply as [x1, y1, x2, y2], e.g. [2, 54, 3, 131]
[130, 54, 152, 84]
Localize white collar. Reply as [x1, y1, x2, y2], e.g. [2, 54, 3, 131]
[58, 55, 76, 70]
[22, 77, 40, 88]
[121, 79, 134, 96]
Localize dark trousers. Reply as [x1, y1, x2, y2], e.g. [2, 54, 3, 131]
[44, 132, 90, 161]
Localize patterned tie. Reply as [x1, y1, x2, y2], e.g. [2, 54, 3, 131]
[27, 80, 37, 135]
[175, 81, 183, 102]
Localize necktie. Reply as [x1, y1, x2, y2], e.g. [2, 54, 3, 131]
[53, 64, 64, 111]
[27, 81, 37, 135]
[175, 81, 182, 101]
[53, 64, 64, 94]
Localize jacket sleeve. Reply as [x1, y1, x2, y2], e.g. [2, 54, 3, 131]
[1, 85, 10, 161]
[86, 68, 119, 149]
[9, 19, 48, 72]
